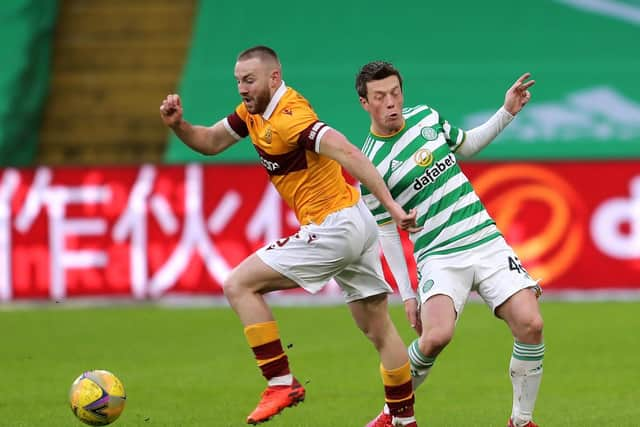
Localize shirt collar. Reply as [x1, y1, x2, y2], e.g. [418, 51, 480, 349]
[262, 81, 286, 120]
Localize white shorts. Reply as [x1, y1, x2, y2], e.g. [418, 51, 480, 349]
[417, 236, 540, 316]
[257, 200, 392, 303]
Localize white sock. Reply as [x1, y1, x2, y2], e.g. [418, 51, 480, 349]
[393, 415, 416, 426]
[267, 373, 293, 387]
[408, 338, 435, 390]
[510, 341, 544, 426]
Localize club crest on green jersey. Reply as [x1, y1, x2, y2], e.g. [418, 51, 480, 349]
[414, 148, 434, 167]
[420, 126, 438, 141]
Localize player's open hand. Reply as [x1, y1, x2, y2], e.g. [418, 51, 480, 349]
[503, 73, 535, 116]
[159, 94, 183, 128]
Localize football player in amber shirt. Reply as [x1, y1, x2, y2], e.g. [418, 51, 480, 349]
[160, 46, 420, 427]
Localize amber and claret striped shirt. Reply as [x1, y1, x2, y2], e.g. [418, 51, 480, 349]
[223, 82, 359, 225]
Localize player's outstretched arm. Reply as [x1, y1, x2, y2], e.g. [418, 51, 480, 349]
[455, 72, 535, 158]
[378, 222, 422, 335]
[159, 94, 238, 155]
[318, 128, 421, 232]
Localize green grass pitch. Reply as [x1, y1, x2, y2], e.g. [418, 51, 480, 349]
[1, 301, 638, 426]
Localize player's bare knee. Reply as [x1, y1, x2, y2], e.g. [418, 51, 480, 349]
[360, 318, 394, 350]
[528, 313, 544, 339]
[221, 278, 236, 301]
[222, 274, 245, 302]
[516, 313, 544, 343]
[420, 327, 453, 355]
[360, 327, 385, 350]
[367, 333, 386, 351]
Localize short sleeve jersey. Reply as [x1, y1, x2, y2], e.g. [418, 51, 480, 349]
[224, 82, 359, 225]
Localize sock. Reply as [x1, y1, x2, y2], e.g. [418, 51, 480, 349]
[510, 341, 544, 426]
[380, 361, 415, 423]
[408, 338, 436, 390]
[244, 321, 292, 387]
[394, 415, 417, 426]
[378, 340, 435, 418]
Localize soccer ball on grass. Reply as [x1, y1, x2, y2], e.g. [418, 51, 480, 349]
[69, 370, 126, 425]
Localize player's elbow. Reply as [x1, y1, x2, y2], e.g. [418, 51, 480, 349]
[454, 139, 477, 158]
[201, 135, 232, 155]
[189, 146, 218, 156]
[204, 144, 224, 155]
[454, 147, 474, 159]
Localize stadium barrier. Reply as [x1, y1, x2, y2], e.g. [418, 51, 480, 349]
[0, 161, 638, 302]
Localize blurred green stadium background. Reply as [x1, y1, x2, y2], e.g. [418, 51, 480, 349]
[2, 0, 639, 166]
[167, 0, 640, 162]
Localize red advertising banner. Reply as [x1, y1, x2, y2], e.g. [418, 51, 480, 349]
[0, 164, 303, 301]
[0, 161, 638, 302]
[461, 161, 640, 290]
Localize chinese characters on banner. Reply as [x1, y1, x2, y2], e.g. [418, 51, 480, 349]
[0, 161, 639, 302]
[0, 164, 303, 301]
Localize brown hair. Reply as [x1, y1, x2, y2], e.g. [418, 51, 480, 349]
[355, 61, 403, 99]
[237, 45, 280, 64]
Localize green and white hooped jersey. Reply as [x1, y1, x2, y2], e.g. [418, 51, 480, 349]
[361, 105, 502, 264]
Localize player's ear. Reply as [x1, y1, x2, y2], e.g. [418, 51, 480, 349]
[359, 96, 369, 111]
[270, 68, 281, 87]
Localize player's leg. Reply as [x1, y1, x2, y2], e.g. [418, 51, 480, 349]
[223, 252, 305, 424]
[476, 237, 543, 427]
[349, 294, 417, 427]
[224, 252, 300, 384]
[224, 252, 299, 325]
[362, 256, 473, 426]
[410, 294, 456, 390]
[337, 202, 417, 426]
[234, 203, 377, 424]
[409, 258, 474, 392]
[496, 289, 544, 427]
[365, 295, 457, 427]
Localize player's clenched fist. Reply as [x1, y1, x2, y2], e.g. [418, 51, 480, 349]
[159, 94, 183, 128]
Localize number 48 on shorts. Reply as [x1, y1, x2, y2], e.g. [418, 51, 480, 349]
[508, 256, 530, 278]
[508, 255, 543, 298]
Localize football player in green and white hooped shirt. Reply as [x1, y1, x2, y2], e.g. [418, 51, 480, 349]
[356, 62, 544, 427]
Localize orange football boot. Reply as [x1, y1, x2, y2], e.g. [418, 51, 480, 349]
[365, 412, 393, 427]
[246, 378, 305, 424]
